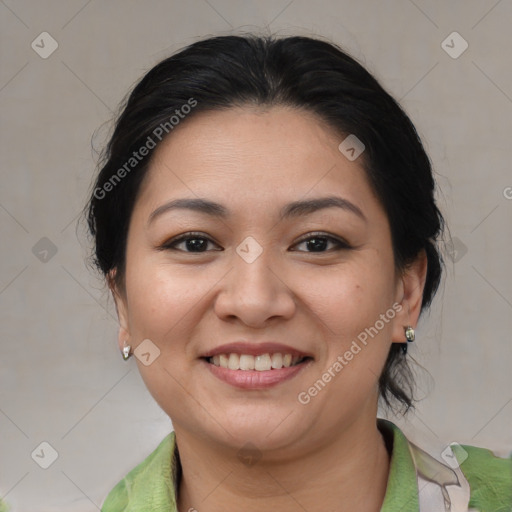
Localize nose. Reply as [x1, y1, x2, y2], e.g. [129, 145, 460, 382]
[213, 249, 296, 328]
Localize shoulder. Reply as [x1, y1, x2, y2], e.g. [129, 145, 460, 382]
[454, 443, 512, 512]
[101, 432, 177, 512]
[378, 418, 512, 511]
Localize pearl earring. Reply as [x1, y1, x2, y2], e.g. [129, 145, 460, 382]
[122, 341, 132, 360]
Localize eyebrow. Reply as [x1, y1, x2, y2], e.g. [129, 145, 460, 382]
[148, 198, 229, 225]
[280, 196, 366, 222]
[147, 196, 366, 225]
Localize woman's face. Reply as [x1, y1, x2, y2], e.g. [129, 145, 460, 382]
[114, 106, 421, 453]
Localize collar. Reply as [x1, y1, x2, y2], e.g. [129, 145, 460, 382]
[378, 418, 421, 511]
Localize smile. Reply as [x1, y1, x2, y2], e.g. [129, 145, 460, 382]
[206, 353, 310, 371]
[202, 354, 313, 389]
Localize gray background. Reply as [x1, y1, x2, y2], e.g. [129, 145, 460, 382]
[1, 1, 511, 510]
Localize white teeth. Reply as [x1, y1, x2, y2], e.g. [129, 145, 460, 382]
[228, 353, 240, 370]
[254, 354, 272, 371]
[209, 352, 306, 370]
[271, 353, 283, 369]
[239, 354, 255, 370]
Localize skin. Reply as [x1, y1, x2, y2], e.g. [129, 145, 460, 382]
[112, 106, 427, 511]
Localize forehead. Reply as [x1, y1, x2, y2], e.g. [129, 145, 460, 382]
[136, 106, 380, 217]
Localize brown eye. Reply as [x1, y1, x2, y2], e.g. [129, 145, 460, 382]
[159, 232, 222, 253]
[181, 237, 209, 252]
[291, 233, 350, 253]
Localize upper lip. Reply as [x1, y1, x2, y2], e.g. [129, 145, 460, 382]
[201, 342, 313, 359]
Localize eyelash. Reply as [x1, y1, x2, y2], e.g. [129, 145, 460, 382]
[159, 231, 351, 253]
[293, 232, 351, 252]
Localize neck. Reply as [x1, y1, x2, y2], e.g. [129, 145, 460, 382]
[175, 416, 391, 512]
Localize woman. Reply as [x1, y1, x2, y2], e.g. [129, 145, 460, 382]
[85, 34, 511, 511]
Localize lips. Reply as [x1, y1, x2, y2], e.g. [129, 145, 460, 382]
[201, 342, 313, 388]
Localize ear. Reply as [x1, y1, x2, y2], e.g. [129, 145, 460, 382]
[391, 250, 428, 343]
[108, 270, 131, 353]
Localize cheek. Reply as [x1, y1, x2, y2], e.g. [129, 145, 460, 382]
[300, 259, 395, 337]
[299, 267, 396, 409]
[123, 261, 206, 418]
[124, 257, 206, 343]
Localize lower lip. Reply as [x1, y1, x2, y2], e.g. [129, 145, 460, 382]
[202, 359, 312, 389]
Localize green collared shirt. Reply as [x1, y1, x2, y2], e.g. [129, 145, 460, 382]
[100, 419, 512, 512]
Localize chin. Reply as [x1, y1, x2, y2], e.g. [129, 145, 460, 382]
[212, 414, 304, 453]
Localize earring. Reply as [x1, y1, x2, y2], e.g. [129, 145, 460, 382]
[122, 341, 132, 360]
[405, 326, 415, 342]
[401, 326, 415, 355]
